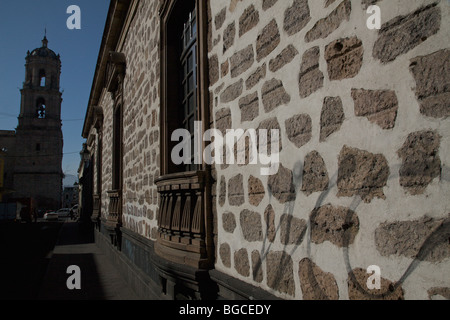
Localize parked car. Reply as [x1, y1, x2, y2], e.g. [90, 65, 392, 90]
[44, 212, 59, 221]
[70, 205, 79, 219]
[36, 209, 46, 218]
[56, 208, 71, 218]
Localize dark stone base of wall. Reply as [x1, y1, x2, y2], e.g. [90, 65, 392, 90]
[95, 226, 161, 299]
[95, 223, 278, 300]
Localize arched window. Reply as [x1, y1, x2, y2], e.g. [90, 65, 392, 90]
[39, 69, 46, 87]
[36, 97, 46, 119]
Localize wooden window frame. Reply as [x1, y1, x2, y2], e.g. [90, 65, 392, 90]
[179, 7, 198, 172]
[157, 0, 213, 269]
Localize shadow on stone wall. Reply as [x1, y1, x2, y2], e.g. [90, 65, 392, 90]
[255, 157, 449, 300]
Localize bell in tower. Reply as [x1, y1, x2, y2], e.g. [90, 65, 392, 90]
[13, 35, 64, 210]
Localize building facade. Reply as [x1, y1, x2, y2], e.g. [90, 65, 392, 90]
[62, 183, 79, 209]
[0, 37, 63, 210]
[82, 0, 450, 300]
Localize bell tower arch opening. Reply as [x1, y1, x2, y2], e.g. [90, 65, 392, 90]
[39, 69, 46, 87]
[36, 97, 46, 119]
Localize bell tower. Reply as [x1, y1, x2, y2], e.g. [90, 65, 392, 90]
[13, 36, 63, 210]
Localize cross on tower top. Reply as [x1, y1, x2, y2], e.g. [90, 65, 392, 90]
[42, 33, 48, 48]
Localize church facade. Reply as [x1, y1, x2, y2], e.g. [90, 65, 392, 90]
[0, 37, 63, 211]
[82, 0, 450, 300]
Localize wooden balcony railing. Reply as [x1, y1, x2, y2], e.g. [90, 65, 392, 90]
[155, 171, 212, 269]
[92, 194, 100, 216]
[106, 189, 122, 248]
[107, 190, 122, 224]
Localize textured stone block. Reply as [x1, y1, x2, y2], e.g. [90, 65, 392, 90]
[219, 175, 226, 207]
[233, 133, 256, 166]
[320, 96, 345, 142]
[266, 251, 295, 296]
[285, 114, 312, 149]
[230, 44, 255, 78]
[373, 3, 441, 63]
[220, 243, 231, 268]
[220, 79, 243, 103]
[361, 0, 379, 10]
[305, 0, 351, 43]
[299, 46, 324, 98]
[240, 209, 263, 242]
[325, 36, 363, 81]
[325, 0, 337, 8]
[251, 251, 263, 283]
[283, 0, 311, 36]
[221, 59, 229, 78]
[301, 151, 329, 195]
[398, 130, 441, 195]
[239, 91, 259, 122]
[234, 248, 250, 277]
[264, 204, 276, 243]
[310, 204, 359, 247]
[263, 0, 278, 11]
[257, 117, 282, 154]
[261, 78, 291, 112]
[269, 44, 299, 73]
[280, 214, 307, 245]
[351, 89, 399, 129]
[348, 268, 404, 300]
[246, 63, 267, 90]
[410, 49, 450, 118]
[222, 212, 236, 233]
[298, 258, 339, 300]
[239, 4, 259, 37]
[337, 146, 389, 203]
[375, 215, 450, 263]
[215, 108, 232, 136]
[215, 7, 227, 30]
[209, 54, 219, 86]
[248, 175, 265, 207]
[268, 164, 296, 203]
[428, 288, 450, 300]
[256, 19, 280, 62]
[223, 22, 236, 53]
[229, 0, 243, 12]
[228, 174, 245, 206]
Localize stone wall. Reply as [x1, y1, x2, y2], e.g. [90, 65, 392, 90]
[92, 0, 450, 300]
[120, 0, 161, 239]
[97, 1, 161, 239]
[98, 91, 113, 222]
[208, 0, 450, 300]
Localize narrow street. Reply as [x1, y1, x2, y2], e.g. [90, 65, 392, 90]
[0, 219, 139, 300]
[0, 221, 62, 300]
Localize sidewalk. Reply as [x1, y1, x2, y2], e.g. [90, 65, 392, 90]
[38, 220, 139, 300]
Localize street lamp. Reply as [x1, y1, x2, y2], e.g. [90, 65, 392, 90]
[80, 143, 90, 163]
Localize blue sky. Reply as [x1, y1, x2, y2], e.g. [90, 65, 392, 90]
[0, 0, 110, 180]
